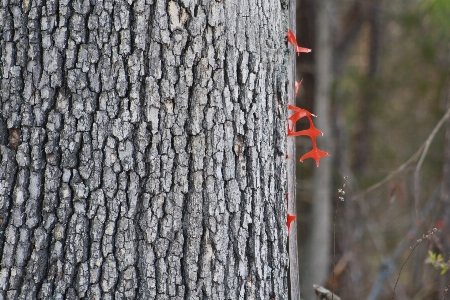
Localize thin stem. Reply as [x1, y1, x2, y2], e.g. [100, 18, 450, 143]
[332, 198, 338, 300]
[332, 177, 347, 300]
[391, 241, 421, 300]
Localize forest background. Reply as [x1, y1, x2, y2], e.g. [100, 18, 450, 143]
[295, 0, 450, 299]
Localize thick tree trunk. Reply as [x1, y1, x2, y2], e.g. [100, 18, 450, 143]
[0, 0, 295, 299]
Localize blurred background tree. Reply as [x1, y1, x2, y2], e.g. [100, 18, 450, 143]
[294, 0, 450, 299]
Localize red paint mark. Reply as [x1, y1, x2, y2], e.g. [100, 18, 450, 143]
[287, 104, 329, 167]
[286, 193, 289, 200]
[287, 214, 296, 234]
[300, 149, 329, 167]
[287, 30, 311, 55]
[286, 154, 289, 159]
[295, 79, 303, 97]
[436, 220, 445, 229]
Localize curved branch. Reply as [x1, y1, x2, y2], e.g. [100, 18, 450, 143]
[414, 107, 450, 215]
[353, 107, 450, 201]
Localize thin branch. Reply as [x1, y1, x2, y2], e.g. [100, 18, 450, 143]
[352, 146, 423, 200]
[414, 107, 450, 215]
[391, 241, 421, 300]
[353, 107, 450, 201]
[314, 284, 342, 300]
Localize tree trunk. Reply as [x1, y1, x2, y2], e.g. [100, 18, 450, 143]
[287, 1, 300, 299]
[0, 0, 295, 299]
[301, 0, 333, 298]
[351, 0, 381, 172]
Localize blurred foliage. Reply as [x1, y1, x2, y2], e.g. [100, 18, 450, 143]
[421, 0, 450, 39]
[426, 251, 450, 275]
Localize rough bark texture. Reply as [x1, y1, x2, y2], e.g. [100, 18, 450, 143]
[0, 0, 293, 299]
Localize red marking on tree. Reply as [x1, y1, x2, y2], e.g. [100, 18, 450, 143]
[286, 154, 290, 159]
[287, 214, 297, 234]
[436, 220, 445, 229]
[300, 148, 329, 167]
[287, 104, 329, 167]
[287, 29, 311, 55]
[295, 79, 303, 97]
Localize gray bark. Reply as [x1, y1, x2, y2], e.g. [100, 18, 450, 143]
[287, 0, 299, 299]
[0, 0, 294, 299]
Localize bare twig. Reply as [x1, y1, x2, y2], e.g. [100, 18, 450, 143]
[353, 107, 450, 201]
[392, 228, 437, 300]
[314, 284, 342, 300]
[391, 240, 421, 300]
[414, 107, 450, 215]
[352, 147, 423, 200]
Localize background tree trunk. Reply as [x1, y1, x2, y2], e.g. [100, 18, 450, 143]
[300, 0, 333, 298]
[0, 0, 295, 299]
[352, 0, 381, 172]
[295, 0, 332, 297]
